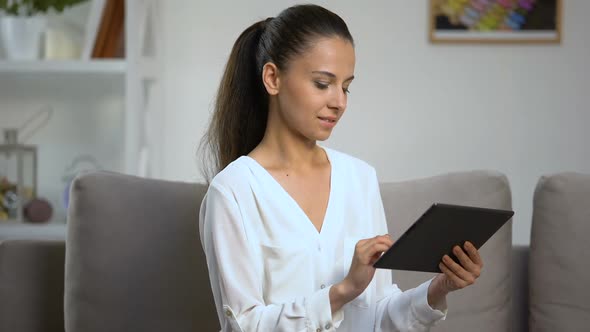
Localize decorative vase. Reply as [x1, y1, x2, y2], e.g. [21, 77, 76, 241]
[0, 15, 47, 60]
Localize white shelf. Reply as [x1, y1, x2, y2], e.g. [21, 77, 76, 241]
[0, 59, 126, 74]
[0, 0, 162, 222]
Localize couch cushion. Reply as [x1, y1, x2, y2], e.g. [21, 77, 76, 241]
[65, 171, 218, 332]
[0, 239, 65, 332]
[0, 224, 67, 240]
[529, 172, 590, 331]
[380, 170, 512, 332]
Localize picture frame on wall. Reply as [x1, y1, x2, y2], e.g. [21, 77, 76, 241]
[429, 0, 562, 44]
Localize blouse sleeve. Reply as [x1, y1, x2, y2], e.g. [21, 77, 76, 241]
[199, 184, 344, 332]
[367, 169, 448, 331]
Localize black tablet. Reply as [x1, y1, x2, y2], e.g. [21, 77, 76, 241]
[373, 203, 514, 273]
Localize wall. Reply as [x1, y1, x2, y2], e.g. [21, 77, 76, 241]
[0, 74, 124, 223]
[160, 0, 590, 245]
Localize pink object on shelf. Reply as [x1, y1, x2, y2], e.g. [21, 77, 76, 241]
[23, 198, 53, 223]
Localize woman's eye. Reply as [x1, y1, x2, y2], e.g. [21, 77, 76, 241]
[314, 81, 329, 90]
[314, 81, 350, 94]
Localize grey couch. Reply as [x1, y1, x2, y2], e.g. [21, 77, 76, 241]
[0, 225, 67, 332]
[1, 170, 588, 331]
[528, 172, 590, 331]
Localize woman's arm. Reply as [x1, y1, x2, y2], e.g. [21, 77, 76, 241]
[329, 234, 395, 314]
[428, 241, 484, 307]
[200, 184, 344, 332]
[369, 168, 486, 331]
[367, 169, 448, 331]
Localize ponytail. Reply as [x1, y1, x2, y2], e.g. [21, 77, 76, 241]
[199, 19, 271, 182]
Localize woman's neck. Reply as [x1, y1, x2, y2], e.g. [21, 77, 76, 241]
[249, 128, 326, 173]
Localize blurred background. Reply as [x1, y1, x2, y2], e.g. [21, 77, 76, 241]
[0, 0, 588, 245]
[159, 0, 589, 245]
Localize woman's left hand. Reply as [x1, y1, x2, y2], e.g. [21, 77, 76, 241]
[428, 241, 483, 306]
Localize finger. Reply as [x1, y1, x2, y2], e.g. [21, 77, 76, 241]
[354, 238, 372, 254]
[355, 238, 370, 248]
[441, 260, 475, 289]
[362, 243, 391, 264]
[374, 235, 393, 248]
[358, 235, 392, 251]
[368, 249, 394, 265]
[452, 245, 479, 275]
[439, 262, 468, 290]
[369, 234, 392, 244]
[363, 243, 391, 257]
[442, 255, 475, 284]
[464, 241, 483, 267]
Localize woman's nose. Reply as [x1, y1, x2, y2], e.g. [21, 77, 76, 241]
[328, 88, 347, 111]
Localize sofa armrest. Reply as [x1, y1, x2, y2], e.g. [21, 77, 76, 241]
[0, 239, 66, 332]
[512, 244, 529, 332]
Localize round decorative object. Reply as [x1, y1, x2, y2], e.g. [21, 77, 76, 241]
[23, 198, 53, 223]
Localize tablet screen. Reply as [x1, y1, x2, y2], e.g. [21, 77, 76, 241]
[373, 203, 514, 272]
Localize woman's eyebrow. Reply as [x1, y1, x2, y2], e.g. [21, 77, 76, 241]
[311, 70, 355, 82]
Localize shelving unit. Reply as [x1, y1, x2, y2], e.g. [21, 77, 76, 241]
[0, 0, 163, 224]
[0, 59, 126, 74]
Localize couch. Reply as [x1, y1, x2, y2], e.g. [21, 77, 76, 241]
[63, 170, 517, 332]
[528, 172, 590, 331]
[0, 224, 66, 332]
[1, 170, 588, 331]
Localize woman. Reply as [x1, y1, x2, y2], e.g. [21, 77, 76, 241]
[199, 4, 483, 331]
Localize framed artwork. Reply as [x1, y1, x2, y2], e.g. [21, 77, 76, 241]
[429, 0, 562, 44]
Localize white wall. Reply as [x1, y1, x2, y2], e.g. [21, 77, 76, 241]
[160, 0, 590, 245]
[0, 74, 125, 223]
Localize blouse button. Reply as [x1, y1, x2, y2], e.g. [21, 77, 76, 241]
[320, 284, 326, 289]
[316, 329, 322, 332]
[325, 323, 332, 329]
[225, 309, 232, 317]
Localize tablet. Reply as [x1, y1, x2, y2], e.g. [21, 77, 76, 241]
[373, 203, 514, 273]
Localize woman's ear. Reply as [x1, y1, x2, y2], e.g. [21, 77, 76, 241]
[262, 62, 280, 95]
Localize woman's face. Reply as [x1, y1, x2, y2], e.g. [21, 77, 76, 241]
[272, 36, 356, 142]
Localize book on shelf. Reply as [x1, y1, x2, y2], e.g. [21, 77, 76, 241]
[92, 0, 125, 58]
[81, 0, 105, 59]
[82, 0, 125, 59]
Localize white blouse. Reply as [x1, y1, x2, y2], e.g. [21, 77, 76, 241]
[199, 147, 447, 332]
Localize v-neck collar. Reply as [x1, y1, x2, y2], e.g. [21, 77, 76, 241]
[242, 146, 336, 236]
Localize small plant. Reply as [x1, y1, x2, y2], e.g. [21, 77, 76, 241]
[0, 0, 88, 16]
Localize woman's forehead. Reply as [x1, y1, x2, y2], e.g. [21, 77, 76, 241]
[291, 37, 355, 77]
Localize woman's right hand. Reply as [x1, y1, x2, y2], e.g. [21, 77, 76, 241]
[330, 234, 393, 312]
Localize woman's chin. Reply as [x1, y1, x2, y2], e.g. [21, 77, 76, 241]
[314, 132, 332, 142]
[301, 128, 333, 142]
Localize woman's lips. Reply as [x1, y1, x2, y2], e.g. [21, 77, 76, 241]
[318, 116, 337, 128]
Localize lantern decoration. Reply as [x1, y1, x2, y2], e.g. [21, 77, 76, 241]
[0, 128, 37, 222]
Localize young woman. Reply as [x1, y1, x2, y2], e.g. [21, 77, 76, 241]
[199, 4, 483, 331]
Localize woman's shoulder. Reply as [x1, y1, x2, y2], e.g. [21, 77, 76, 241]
[324, 146, 377, 178]
[208, 156, 253, 193]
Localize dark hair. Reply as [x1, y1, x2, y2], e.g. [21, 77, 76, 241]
[198, 4, 354, 182]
